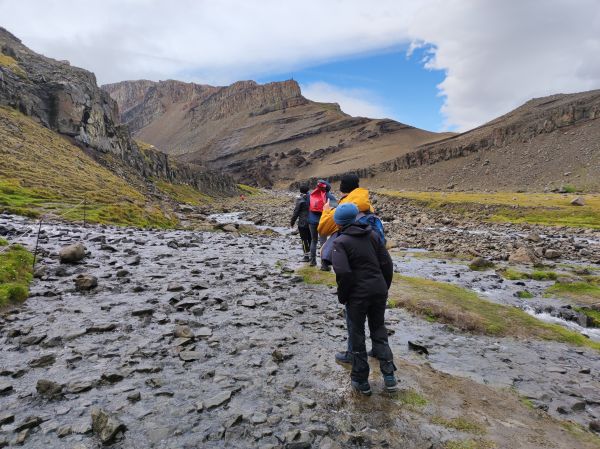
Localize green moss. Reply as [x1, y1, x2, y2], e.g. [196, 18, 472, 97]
[0, 243, 33, 306]
[432, 416, 486, 435]
[0, 238, 7, 247]
[562, 184, 578, 193]
[296, 266, 337, 287]
[575, 308, 600, 327]
[516, 290, 534, 299]
[498, 268, 529, 280]
[546, 281, 600, 304]
[397, 389, 428, 407]
[530, 270, 558, 281]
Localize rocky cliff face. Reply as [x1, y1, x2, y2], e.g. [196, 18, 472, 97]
[293, 89, 600, 192]
[103, 78, 447, 186]
[0, 27, 236, 195]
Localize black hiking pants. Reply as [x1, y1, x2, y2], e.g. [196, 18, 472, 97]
[347, 295, 395, 382]
[298, 226, 311, 255]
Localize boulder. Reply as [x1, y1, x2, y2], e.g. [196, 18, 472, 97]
[570, 197, 585, 206]
[59, 243, 86, 263]
[544, 249, 561, 259]
[222, 224, 238, 233]
[91, 408, 127, 445]
[74, 274, 98, 291]
[508, 247, 537, 264]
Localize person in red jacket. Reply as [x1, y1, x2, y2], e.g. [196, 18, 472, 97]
[331, 203, 398, 395]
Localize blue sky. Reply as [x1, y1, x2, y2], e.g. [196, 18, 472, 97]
[258, 46, 447, 132]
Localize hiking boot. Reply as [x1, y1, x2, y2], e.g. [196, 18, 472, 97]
[335, 351, 352, 364]
[351, 380, 372, 396]
[309, 259, 317, 267]
[367, 349, 374, 358]
[320, 265, 331, 272]
[302, 255, 310, 262]
[383, 374, 399, 392]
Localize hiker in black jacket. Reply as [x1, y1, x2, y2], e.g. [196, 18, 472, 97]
[331, 203, 398, 395]
[291, 185, 311, 262]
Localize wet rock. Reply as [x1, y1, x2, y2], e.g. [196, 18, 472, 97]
[508, 247, 537, 264]
[91, 408, 127, 445]
[174, 325, 194, 339]
[59, 242, 86, 263]
[28, 353, 56, 368]
[132, 307, 154, 317]
[36, 379, 63, 398]
[57, 425, 72, 438]
[0, 382, 13, 396]
[127, 391, 141, 402]
[272, 348, 292, 363]
[33, 265, 47, 279]
[14, 416, 43, 432]
[544, 249, 561, 259]
[571, 197, 585, 206]
[101, 372, 125, 384]
[74, 274, 98, 291]
[590, 420, 600, 433]
[285, 429, 312, 449]
[204, 390, 232, 409]
[179, 351, 202, 361]
[66, 380, 93, 394]
[241, 299, 256, 308]
[86, 323, 116, 333]
[167, 283, 185, 292]
[0, 413, 14, 426]
[195, 326, 213, 338]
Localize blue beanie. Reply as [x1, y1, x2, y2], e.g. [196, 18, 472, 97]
[334, 203, 359, 226]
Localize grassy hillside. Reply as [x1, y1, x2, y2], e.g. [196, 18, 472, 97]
[379, 190, 600, 229]
[0, 107, 177, 227]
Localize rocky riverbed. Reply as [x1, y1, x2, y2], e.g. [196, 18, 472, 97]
[1, 212, 600, 448]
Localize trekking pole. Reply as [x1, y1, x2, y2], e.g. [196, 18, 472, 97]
[32, 216, 43, 270]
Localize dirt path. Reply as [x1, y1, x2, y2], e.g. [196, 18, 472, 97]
[0, 213, 599, 448]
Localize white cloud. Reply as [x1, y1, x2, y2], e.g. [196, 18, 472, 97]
[301, 82, 390, 119]
[1, 0, 599, 131]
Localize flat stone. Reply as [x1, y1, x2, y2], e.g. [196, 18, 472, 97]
[0, 413, 15, 426]
[251, 412, 268, 424]
[195, 326, 213, 338]
[86, 323, 116, 333]
[174, 325, 194, 339]
[132, 308, 154, 317]
[0, 382, 13, 396]
[66, 380, 94, 394]
[15, 416, 43, 432]
[241, 299, 256, 308]
[179, 351, 202, 361]
[28, 353, 56, 368]
[167, 283, 185, 292]
[205, 390, 232, 409]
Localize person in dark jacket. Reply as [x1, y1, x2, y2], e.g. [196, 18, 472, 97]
[291, 185, 311, 262]
[331, 203, 398, 395]
[307, 180, 337, 268]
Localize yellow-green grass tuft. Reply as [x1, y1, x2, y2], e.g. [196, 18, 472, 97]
[237, 184, 262, 195]
[432, 416, 486, 435]
[444, 440, 496, 449]
[297, 266, 600, 351]
[0, 242, 33, 306]
[0, 54, 27, 78]
[156, 180, 213, 206]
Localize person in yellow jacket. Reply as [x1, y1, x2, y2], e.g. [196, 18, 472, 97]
[318, 174, 373, 237]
